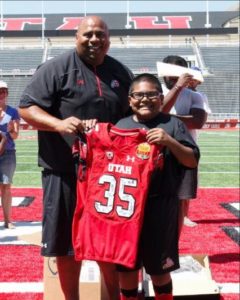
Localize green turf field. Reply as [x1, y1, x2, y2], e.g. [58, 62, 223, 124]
[13, 129, 239, 188]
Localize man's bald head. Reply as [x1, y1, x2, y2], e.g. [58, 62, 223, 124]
[75, 16, 110, 66]
[77, 16, 109, 36]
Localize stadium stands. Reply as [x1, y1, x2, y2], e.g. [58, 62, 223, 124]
[0, 76, 32, 108]
[109, 46, 194, 73]
[0, 44, 239, 119]
[0, 48, 43, 72]
[199, 72, 239, 115]
[48, 46, 194, 73]
[201, 46, 239, 72]
[196, 45, 239, 118]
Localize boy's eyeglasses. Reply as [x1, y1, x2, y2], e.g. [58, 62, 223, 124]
[130, 91, 162, 101]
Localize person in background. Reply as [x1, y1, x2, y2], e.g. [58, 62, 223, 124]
[0, 131, 6, 156]
[0, 80, 20, 229]
[161, 55, 208, 232]
[115, 73, 200, 300]
[188, 66, 212, 116]
[18, 16, 133, 300]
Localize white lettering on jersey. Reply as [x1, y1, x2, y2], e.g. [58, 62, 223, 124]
[95, 174, 137, 218]
[108, 163, 132, 175]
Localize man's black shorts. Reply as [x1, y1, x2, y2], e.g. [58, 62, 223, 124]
[41, 169, 77, 256]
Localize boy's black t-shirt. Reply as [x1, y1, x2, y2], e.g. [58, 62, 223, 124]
[116, 113, 200, 197]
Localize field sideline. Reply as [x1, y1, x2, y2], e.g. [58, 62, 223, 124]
[14, 129, 239, 188]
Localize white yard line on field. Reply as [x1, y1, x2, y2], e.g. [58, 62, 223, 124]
[199, 171, 239, 174]
[0, 282, 43, 293]
[202, 155, 239, 157]
[0, 282, 238, 294]
[200, 162, 238, 164]
[15, 171, 40, 174]
[17, 155, 37, 158]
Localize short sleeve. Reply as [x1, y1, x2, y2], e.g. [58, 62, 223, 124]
[175, 120, 200, 162]
[12, 107, 20, 121]
[19, 61, 59, 110]
[191, 91, 207, 112]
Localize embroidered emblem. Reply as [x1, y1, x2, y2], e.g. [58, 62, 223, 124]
[136, 143, 151, 160]
[106, 151, 114, 160]
[111, 80, 120, 88]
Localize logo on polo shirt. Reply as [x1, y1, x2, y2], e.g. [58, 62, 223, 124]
[111, 80, 120, 88]
[77, 79, 85, 85]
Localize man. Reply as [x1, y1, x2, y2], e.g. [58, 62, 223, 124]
[188, 66, 212, 116]
[19, 16, 133, 300]
[161, 55, 208, 233]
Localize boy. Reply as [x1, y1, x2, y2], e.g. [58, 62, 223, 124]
[115, 73, 200, 300]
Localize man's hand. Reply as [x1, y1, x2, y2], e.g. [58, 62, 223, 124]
[176, 73, 193, 88]
[54, 117, 85, 135]
[81, 119, 98, 131]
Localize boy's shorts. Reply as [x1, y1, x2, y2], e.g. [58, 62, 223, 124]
[117, 194, 180, 275]
[178, 168, 198, 200]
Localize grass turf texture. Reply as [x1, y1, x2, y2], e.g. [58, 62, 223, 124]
[13, 129, 239, 188]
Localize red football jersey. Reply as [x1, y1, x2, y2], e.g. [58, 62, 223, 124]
[72, 123, 163, 268]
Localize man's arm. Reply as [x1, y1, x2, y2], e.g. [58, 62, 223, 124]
[175, 108, 208, 130]
[162, 73, 208, 130]
[161, 73, 193, 113]
[18, 105, 84, 135]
